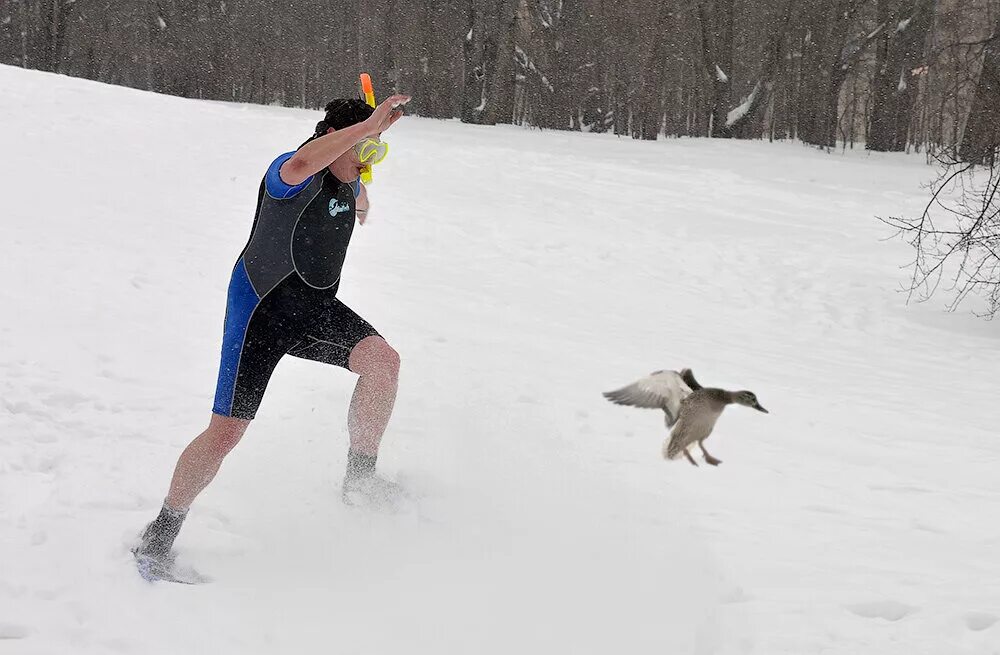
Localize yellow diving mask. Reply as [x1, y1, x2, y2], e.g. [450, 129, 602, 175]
[355, 137, 389, 165]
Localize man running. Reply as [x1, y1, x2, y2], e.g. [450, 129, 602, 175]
[134, 93, 411, 566]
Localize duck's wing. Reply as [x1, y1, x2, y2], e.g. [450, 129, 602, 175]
[679, 368, 703, 391]
[603, 370, 693, 425]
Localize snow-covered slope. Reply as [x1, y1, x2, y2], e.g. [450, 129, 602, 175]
[1, 65, 997, 655]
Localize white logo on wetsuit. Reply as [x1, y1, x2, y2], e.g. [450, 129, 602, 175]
[328, 199, 351, 217]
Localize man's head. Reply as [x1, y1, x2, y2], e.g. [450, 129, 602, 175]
[310, 98, 377, 182]
[314, 98, 375, 135]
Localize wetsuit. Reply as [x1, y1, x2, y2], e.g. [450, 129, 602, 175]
[212, 152, 379, 420]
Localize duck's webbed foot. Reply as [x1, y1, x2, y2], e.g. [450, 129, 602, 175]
[683, 449, 699, 467]
[699, 441, 722, 466]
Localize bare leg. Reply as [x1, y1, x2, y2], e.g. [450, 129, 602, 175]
[699, 440, 722, 466]
[684, 448, 699, 467]
[165, 414, 251, 509]
[347, 336, 400, 457]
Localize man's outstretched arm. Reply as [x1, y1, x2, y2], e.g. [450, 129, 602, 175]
[280, 94, 410, 186]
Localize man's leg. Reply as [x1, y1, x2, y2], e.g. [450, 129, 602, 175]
[287, 300, 399, 495]
[136, 414, 250, 559]
[166, 414, 251, 509]
[136, 258, 291, 561]
[346, 335, 400, 458]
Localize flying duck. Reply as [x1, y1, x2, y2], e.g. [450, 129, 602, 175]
[603, 368, 768, 466]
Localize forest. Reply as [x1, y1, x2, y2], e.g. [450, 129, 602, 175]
[2, 0, 999, 158]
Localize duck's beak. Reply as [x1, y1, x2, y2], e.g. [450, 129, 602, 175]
[754, 403, 769, 413]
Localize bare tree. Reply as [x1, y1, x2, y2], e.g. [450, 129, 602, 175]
[461, 0, 486, 123]
[3, 0, 999, 150]
[881, 149, 1000, 316]
[727, 0, 795, 138]
[692, 0, 735, 137]
[794, 0, 887, 148]
[958, 9, 1000, 164]
[866, 0, 936, 152]
[461, 0, 520, 125]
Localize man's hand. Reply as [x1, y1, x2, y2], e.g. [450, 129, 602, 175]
[363, 95, 410, 137]
[356, 183, 370, 225]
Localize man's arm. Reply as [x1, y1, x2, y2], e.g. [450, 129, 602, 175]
[280, 94, 410, 186]
[279, 122, 368, 186]
[355, 182, 369, 225]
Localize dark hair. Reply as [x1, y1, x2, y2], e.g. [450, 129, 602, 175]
[314, 98, 374, 136]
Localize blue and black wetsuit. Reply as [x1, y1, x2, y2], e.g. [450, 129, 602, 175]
[212, 153, 379, 420]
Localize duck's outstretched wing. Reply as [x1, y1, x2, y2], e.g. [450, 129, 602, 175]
[679, 368, 703, 391]
[603, 370, 693, 426]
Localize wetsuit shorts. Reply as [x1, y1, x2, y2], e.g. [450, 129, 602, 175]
[210, 260, 380, 420]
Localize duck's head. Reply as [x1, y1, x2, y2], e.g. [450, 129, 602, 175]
[733, 391, 768, 413]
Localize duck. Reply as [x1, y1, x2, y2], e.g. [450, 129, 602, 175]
[603, 369, 767, 466]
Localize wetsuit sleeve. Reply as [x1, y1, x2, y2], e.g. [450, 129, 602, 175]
[265, 152, 313, 199]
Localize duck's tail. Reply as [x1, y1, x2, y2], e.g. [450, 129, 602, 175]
[662, 436, 684, 460]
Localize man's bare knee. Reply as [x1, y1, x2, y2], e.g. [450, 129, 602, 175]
[349, 336, 400, 379]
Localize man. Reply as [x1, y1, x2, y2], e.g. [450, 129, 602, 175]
[134, 93, 411, 567]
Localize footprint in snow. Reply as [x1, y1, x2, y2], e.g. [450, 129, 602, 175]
[964, 612, 998, 632]
[845, 600, 917, 622]
[802, 504, 846, 516]
[40, 390, 91, 408]
[0, 623, 30, 640]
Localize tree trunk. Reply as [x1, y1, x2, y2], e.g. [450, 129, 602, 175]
[958, 11, 1000, 164]
[461, 0, 486, 123]
[867, 0, 935, 152]
[34, 0, 67, 72]
[359, 0, 392, 94]
[797, 24, 839, 148]
[796, 0, 881, 148]
[633, 3, 673, 140]
[729, 0, 795, 139]
[704, 0, 735, 137]
[420, 0, 463, 119]
[527, 0, 587, 131]
[479, 0, 519, 125]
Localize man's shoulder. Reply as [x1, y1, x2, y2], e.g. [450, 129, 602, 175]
[264, 151, 313, 200]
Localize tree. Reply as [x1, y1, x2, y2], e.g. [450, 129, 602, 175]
[866, 0, 936, 152]
[629, 6, 667, 139]
[958, 10, 1000, 164]
[881, 149, 1000, 316]
[461, 0, 518, 125]
[3, 0, 1000, 150]
[795, 0, 883, 148]
[726, 0, 795, 139]
[693, 0, 735, 137]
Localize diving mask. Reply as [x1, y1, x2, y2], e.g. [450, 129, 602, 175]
[355, 138, 389, 165]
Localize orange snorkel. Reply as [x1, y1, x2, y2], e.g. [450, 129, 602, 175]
[359, 73, 376, 184]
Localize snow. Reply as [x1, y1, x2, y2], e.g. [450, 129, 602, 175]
[1, 64, 999, 655]
[473, 88, 487, 113]
[726, 82, 761, 127]
[869, 20, 889, 40]
[515, 45, 554, 93]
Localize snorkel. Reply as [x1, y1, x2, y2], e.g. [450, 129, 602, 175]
[359, 73, 377, 184]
